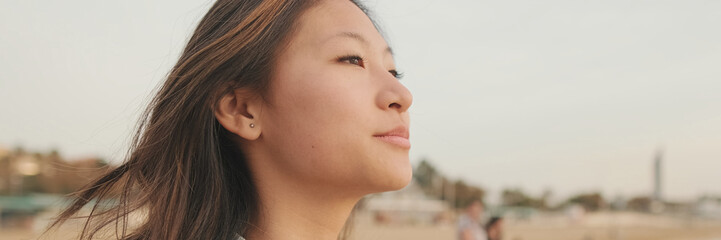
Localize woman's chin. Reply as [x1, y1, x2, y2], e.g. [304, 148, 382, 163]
[375, 159, 413, 192]
[387, 169, 413, 192]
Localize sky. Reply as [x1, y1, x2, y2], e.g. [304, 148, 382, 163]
[1, 0, 720, 203]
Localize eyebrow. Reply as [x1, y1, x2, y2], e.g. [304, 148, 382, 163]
[332, 31, 393, 56]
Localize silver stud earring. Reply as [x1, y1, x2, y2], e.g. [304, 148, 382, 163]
[249, 123, 255, 128]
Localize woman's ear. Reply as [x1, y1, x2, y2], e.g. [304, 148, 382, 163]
[215, 89, 263, 141]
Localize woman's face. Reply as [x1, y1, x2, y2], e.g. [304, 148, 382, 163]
[256, 0, 413, 194]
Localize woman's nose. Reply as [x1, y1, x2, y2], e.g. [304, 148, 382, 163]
[375, 71, 413, 113]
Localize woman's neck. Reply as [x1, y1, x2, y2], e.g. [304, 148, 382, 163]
[245, 167, 361, 240]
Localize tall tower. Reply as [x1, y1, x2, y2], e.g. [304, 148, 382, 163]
[653, 148, 663, 202]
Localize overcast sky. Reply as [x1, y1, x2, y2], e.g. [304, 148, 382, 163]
[1, 0, 719, 203]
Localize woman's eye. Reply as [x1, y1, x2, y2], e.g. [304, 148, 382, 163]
[338, 55, 364, 67]
[389, 70, 404, 80]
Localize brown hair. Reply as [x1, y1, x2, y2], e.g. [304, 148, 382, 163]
[46, 0, 370, 239]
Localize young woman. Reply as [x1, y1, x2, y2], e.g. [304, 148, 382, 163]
[49, 0, 412, 239]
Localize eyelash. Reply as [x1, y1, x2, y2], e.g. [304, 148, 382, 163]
[389, 70, 404, 79]
[337, 55, 404, 80]
[338, 55, 364, 67]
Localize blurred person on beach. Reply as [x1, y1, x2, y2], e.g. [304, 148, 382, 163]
[485, 216, 504, 240]
[458, 200, 488, 240]
[44, 0, 412, 239]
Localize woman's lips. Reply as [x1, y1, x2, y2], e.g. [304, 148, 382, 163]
[373, 126, 410, 149]
[374, 135, 411, 149]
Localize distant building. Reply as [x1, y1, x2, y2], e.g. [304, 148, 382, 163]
[1, 146, 110, 229]
[695, 197, 721, 220]
[361, 180, 451, 226]
[0, 146, 108, 195]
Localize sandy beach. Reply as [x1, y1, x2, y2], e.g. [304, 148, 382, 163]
[4, 211, 721, 240]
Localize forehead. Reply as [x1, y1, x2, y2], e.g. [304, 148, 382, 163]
[290, 0, 387, 50]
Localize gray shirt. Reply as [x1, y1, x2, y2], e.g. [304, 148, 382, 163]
[457, 214, 487, 240]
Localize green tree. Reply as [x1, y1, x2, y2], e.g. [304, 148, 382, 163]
[413, 158, 445, 198]
[627, 196, 652, 212]
[412, 158, 486, 208]
[453, 180, 485, 209]
[566, 192, 606, 211]
[501, 188, 547, 209]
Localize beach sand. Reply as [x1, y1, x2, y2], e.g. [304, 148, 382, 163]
[4, 212, 721, 240]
